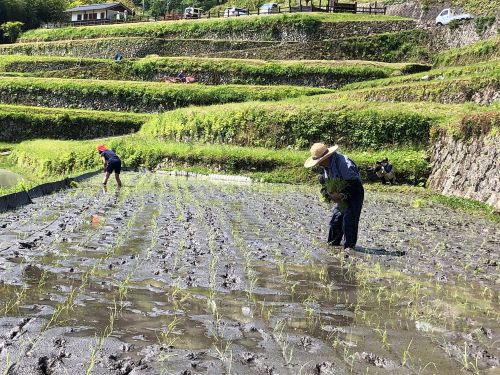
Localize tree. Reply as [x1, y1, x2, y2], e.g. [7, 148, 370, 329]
[1, 21, 24, 43]
[149, 0, 180, 16]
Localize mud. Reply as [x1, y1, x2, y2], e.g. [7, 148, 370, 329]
[0, 173, 498, 374]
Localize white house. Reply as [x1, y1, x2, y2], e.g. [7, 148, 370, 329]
[66, 2, 132, 23]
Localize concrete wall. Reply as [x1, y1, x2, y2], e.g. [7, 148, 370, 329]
[428, 133, 500, 211]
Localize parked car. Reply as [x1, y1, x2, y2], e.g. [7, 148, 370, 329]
[260, 3, 279, 13]
[435, 8, 473, 25]
[223, 7, 249, 17]
[184, 7, 203, 19]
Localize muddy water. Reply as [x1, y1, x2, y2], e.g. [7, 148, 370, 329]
[0, 173, 498, 374]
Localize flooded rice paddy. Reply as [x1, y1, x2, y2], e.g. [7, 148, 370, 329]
[0, 173, 498, 374]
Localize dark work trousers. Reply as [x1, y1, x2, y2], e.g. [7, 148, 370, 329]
[328, 179, 364, 249]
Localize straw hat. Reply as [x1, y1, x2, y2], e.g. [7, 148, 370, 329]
[304, 143, 338, 168]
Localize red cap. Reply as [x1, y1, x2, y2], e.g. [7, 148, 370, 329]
[97, 144, 107, 152]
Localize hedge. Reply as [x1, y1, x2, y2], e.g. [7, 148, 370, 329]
[0, 104, 150, 141]
[10, 136, 430, 184]
[141, 98, 498, 149]
[0, 55, 430, 88]
[433, 37, 500, 67]
[19, 13, 410, 42]
[0, 77, 329, 112]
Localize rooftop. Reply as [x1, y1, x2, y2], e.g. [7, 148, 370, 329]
[66, 2, 128, 13]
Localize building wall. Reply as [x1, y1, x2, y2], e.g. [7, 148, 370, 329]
[71, 11, 108, 22]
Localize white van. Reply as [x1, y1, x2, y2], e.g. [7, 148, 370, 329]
[435, 8, 473, 25]
[184, 7, 203, 19]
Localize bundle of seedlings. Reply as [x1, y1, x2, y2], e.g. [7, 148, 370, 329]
[321, 177, 349, 212]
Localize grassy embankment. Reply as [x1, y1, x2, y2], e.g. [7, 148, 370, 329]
[18, 13, 410, 42]
[0, 55, 430, 87]
[432, 36, 500, 67]
[0, 104, 150, 141]
[0, 76, 329, 112]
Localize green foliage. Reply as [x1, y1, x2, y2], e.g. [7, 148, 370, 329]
[447, 19, 462, 30]
[0, 104, 149, 142]
[433, 37, 500, 67]
[1, 21, 24, 43]
[0, 0, 68, 30]
[325, 178, 349, 193]
[10, 136, 430, 184]
[342, 75, 499, 104]
[458, 112, 500, 139]
[332, 29, 432, 63]
[342, 60, 500, 91]
[0, 76, 329, 112]
[142, 98, 493, 149]
[18, 13, 409, 42]
[0, 55, 426, 88]
[474, 16, 496, 35]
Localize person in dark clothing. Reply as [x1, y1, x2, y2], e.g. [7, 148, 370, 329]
[304, 143, 364, 250]
[177, 71, 187, 82]
[375, 158, 396, 184]
[97, 144, 122, 187]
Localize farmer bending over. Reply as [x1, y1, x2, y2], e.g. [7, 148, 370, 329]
[304, 143, 364, 250]
[97, 144, 122, 187]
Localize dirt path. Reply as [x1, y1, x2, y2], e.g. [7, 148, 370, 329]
[0, 173, 498, 374]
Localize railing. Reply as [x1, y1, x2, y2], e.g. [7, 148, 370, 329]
[45, 2, 386, 28]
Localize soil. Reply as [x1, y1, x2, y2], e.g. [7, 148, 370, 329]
[0, 173, 498, 374]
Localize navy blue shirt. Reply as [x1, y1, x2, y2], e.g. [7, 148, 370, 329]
[384, 163, 393, 173]
[101, 150, 120, 163]
[323, 153, 361, 181]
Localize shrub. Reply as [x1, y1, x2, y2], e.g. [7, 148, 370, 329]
[1, 21, 24, 43]
[0, 105, 149, 141]
[142, 100, 435, 149]
[459, 112, 500, 138]
[474, 16, 496, 35]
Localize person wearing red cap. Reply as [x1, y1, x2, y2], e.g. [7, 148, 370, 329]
[97, 144, 122, 187]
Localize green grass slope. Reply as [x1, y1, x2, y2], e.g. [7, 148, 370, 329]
[433, 37, 500, 67]
[0, 104, 150, 141]
[0, 55, 430, 88]
[0, 76, 330, 112]
[18, 13, 411, 42]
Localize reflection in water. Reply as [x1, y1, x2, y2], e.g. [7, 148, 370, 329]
[0, 168, 22, 187]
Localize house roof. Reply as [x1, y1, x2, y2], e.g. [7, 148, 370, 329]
[66, 2, 130, 13]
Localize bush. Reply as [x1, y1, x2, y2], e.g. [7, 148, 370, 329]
[142, 100, 436, 149]
[1, 21, 24, 43]
[0, 77, 329, 112]
[474, 16, 496, 35]
[459, 112, 500, 138]
[0, 104, 149, 141]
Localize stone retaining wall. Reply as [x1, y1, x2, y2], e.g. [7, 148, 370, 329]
[0, 38, 271, 58]
[428, 134, 500, 210]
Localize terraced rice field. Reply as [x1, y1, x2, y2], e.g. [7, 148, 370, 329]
[0, 173, 498, 374]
